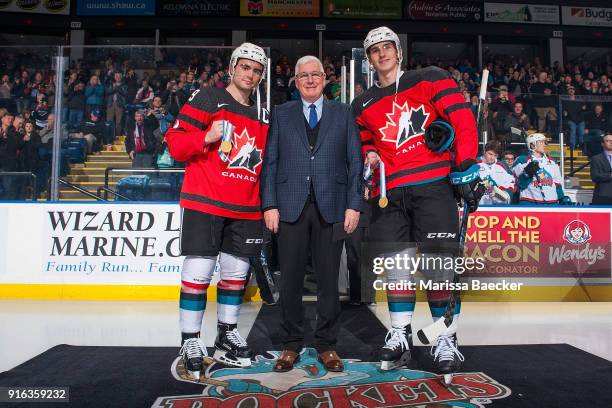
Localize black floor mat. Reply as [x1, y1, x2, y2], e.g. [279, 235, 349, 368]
[1, 303, 611, 407]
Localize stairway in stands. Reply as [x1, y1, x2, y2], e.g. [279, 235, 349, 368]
[547, 145, 592, 190]
[60, 136, 131, 201]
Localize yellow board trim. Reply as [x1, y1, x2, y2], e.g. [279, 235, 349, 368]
[1, 284, 611, 301]
[0, 284, 262, 301]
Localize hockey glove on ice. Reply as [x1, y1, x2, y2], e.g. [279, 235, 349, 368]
[450, 159, 485, 213]
[524, 161, 540, 178]
[424, 120, 455, 153]
[559, 196, 573, 205]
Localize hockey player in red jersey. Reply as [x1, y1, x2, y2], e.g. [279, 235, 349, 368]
[165, 43, 269, 379]
[351, 27, 483, 376]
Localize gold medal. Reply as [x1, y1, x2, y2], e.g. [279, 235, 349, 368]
[378, 196, 388, 208]
[220, 140, 232, 153]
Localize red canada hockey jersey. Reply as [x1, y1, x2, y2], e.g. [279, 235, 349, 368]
[166, 87, 269, 220]
[351, 66, 478, 196]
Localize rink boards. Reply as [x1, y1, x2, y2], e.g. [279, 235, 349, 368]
[0, 202, 611, 301]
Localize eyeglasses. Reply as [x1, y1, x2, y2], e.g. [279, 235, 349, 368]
[295, 71, 325, 81]
[237, 63, 263, 77]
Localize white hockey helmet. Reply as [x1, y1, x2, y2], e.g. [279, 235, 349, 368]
[363, 26, 403, 65]
[230, 42, 268, 80]
[526, 133, 547, 151]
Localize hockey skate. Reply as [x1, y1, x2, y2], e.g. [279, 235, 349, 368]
[379, 325, 413, 371]
[431, 333, 465, 385]
[213, 322, 253, 368]
[179, 336, 208, 381]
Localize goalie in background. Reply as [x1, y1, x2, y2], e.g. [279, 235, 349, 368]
[478, 140, 515, 205]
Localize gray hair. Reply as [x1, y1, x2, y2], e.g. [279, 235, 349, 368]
[295, 55, 324, 75]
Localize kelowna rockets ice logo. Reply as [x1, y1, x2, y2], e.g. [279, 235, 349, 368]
[227, 128, 262, 174]
[379, 103, 429, 149]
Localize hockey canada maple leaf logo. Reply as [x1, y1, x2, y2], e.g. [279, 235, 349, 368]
[227, 128, 262, 174]
[379, 103, 430, 149]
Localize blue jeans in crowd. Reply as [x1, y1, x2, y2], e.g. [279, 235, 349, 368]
[68, 109, 84, 131]
[567, 121, 585, 149]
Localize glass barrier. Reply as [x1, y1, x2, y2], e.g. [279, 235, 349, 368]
[350, 48, 371, 102]
[100, 168, 185, 202]
[0, 172, 40, 201]
[0, 45, 60, 201]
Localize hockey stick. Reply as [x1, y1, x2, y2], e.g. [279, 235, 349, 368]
[250, 247, 279, 305]
[417, 202, 470, 345]
[416, 68, 488, 345]
[476, 69, 489, 128]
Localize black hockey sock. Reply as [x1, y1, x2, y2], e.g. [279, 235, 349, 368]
[181, 331, 200, 345]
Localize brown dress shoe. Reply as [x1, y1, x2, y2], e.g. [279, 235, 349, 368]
[318, 351, 343, 372]
[273, 350, 300, 372]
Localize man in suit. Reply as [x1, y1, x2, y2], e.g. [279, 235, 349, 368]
[261, 55, 363, 373]
[590, 134, 612, 205]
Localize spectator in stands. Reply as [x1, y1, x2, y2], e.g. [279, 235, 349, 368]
[17, 121, 41, 174]
[182, 72, 197, 96]
[39, 113, 55, 148]
[29, 71, 47, 109]
[125, 110, 158, 168]
[354, 83, 365, 98]
[12, 115, 24, 136]
[105, 71, 128, 138]
[46, 73, 56, 110]
[490, 85, 514, 138]
[584, 104, 610, 157]
[85, 75, 104, 117]
[161, 79, 185, 118]
[0, 74, 11, 110]
[63, 72, 78, 121]
[323, 71, 337, 99]
[530, 71, 557, 134]
[503, 101, 531, 150]
[75, 109, 104, 154]
[32, 94, 50, 129]
[147, 96, 174, 141]
[66, 81, 85, 132]
[507, 70, 526, 96]
[22, 109, 32, 124]
[590, 133, 612, 205]
[272, 64, 289, 105]
[125, 68, 139, 103]
[0, 113, 19, 198]
[563, 86, 587, 151]
[135, 79, 154, 105]
[469, 94, 479, 119]
[12, 72, 27, 114]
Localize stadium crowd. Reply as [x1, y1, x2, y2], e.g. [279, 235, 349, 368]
[1, 47, 611, 200]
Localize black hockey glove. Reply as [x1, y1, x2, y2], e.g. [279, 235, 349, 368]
[450, 159, 485, 213]
[559, 196, 573, 205]
[424, 120, 454, 153]
[524, 161, 540, 178]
